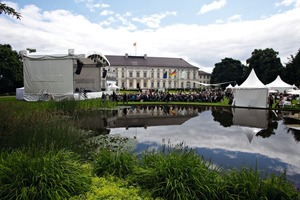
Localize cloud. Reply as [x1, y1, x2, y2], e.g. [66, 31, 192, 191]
[0, 3, 299, 74]
[227, 14, 242, 22]
[132, 11, 177, 29]
[216, 14, 242, 24]
[100, 10, 114, 16]
[198, 0, 227, 15]
[74, 0, 110, 12]
[275, 0, 300, 7]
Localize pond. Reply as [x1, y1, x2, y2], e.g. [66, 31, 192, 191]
[102, 105, 300, 188]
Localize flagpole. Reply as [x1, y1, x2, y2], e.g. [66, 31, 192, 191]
[133, 42, 137, 56]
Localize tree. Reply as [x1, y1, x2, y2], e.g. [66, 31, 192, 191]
[246, 48, 284, 84]
[0, 44, 23, 94]
[211, 57, 247, 87]
[284, 48, 300, 87]
[0, 2, 21, 19]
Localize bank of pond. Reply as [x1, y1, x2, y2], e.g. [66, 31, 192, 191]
[0, 99, 299, 199]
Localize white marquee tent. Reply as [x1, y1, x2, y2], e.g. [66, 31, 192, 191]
[233, 69, 269, 108]
[22, 52, 110, 101]
[266, 75, 295, 93]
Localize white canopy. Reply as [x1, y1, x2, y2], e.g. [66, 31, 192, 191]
[108, 83, 120, 90]
[233, 69, 268, 108]
[266, 75, 295, 93]
[286, 89, 300, 95]
[226, 84, 233, 89]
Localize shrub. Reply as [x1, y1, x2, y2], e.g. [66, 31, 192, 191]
[70, 175, 157, 200]
[130, 145, 221, 200]
[93, 149, 138, 179]
[0, 149, 91, 200]
[220, 167, 300, 200]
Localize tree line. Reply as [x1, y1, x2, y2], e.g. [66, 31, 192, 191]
[1, 44, 300, 94]
[211, 48, 300, 88]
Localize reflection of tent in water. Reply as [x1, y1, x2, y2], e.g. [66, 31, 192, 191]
[232, 108, 268, 143]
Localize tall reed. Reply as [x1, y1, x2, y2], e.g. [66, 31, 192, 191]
[130, 145, 221, 200]
[219, 167, 300, 200]
[93, 148, 138, 179]
[0, 149, 91, 200]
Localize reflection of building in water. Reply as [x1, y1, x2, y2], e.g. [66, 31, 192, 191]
[232, 108, 268, 143]
[108, 105, 198, 129]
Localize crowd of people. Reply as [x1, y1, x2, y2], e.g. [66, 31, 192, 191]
[107, 89, 227, 104]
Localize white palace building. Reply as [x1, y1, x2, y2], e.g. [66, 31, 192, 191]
[75, 53, 211, 91]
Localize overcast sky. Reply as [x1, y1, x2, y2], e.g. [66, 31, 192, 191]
[1, 0, 300, 73]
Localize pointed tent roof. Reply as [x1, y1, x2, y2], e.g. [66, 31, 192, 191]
[236, 69, 266, 88]
[266, 75, 294, 88]
[226, 84, 233, 89]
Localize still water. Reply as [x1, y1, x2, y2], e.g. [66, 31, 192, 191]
[105, 105, 300, 188]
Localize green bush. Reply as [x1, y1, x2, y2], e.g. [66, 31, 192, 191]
[93, 149, 138, 179]
[130, 145, 221, 200]
[220, 167, 300, 200]
[70, 175, 157, 200]
[0, 149, 91, 200]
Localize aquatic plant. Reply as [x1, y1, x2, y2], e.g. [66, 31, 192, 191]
[219, 167, 300, 200]
[70, 175, 157, 200]
[93, 148, 138, 179]
[130, 144, 221, 200]
[0, 149, 91, 200]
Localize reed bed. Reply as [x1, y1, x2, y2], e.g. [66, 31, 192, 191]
[93, 149, 138, 179]
[0, 149, 91, 200]
[90, 143, 299, 200]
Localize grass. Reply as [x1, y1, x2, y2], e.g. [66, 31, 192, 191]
[93, 149, 138, 179]
[0, 149, 91, 200]
[130, 144, 221, 200]
[96, 144, 300, 200]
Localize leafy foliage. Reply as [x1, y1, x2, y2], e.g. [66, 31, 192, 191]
[0, 44, 23, 93]
[0, 150, 91, 200]
[0, 3, 21, 19]
[284, 48, 300, 87]
[220, 167, 299, 200]
[93, 149, 138, 179]
[70, 175, 156, 200]
[246, 48, 284, 84]
[131, 144, 222, 200]
[211, 57, 247, 87]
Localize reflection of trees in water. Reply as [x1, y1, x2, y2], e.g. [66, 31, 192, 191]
[75, 110, 113, 135]
[255, 110, 277, 139]
[287, 129, 300, 142]
[211, 107, 233, 127]
[256, 121, 277, 138]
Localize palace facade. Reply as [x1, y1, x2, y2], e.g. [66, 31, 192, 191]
[74, 54, 211, 91]
[106, 54, 211, 90]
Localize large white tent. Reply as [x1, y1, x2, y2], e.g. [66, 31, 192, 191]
[266, 75, 295, 93]
[233, 69, 269, 108]
[22, 51, 110, 101]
